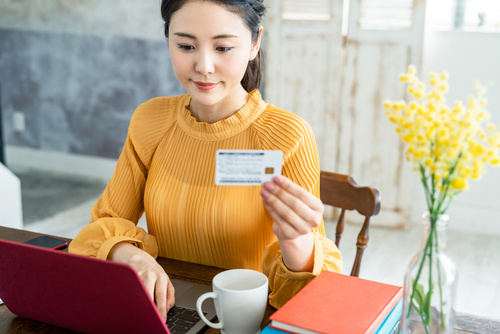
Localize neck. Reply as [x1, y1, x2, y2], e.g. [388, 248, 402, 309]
[189, 87, 250, 124]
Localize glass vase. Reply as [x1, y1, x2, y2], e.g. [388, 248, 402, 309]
[401, 212, 458, 334]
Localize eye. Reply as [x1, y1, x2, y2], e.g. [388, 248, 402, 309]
[178, 44, 195, 52]
[216, 46, 233, 53]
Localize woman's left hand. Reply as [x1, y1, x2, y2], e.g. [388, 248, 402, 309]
[260, 175, 324, 241]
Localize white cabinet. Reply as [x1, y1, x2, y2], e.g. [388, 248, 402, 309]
[0, 163, 23, 229]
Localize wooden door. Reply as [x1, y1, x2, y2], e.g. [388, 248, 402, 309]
[337, 0, 426, 227]
[264, 0, 427, 228]
[263, 0, 344, 172]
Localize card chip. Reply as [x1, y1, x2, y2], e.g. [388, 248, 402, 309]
[265, 167, 274, 174]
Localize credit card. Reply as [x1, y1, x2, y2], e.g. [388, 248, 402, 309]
[215, 150, 283, 186]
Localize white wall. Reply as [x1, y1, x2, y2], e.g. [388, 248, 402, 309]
[0, 0, 164, 40]
[413, 30, 500, 235]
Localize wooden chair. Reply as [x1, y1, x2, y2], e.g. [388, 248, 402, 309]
[319, 171, 381, 277]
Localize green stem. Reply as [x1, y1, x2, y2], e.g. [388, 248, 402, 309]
[425, 220, 436, 326]
[406, 226, 433, 318]
[407, 168, 435, 321]
[440, 198, 453, 216]
[419, 164, 433, 210]
[435, 152, 462, 214]
[434, 225, 447, 329]
[435, 184, 450, 215]
[431, 172, 436, 209]
[412, 300, 431, 334]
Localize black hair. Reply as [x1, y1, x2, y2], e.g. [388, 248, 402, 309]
[161, 0, 266, 92]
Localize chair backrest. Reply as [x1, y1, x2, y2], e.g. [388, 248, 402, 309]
[320, 171, 381, 277]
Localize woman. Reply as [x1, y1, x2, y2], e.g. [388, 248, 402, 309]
[69, 0, 342, 320]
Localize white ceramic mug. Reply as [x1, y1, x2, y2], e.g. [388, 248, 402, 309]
[196, 269, 268, 334]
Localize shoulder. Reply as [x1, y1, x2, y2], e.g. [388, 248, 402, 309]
[128, 95, 188, 165]
[130, 95, 187, 128]
[253, 104, 317, 150]
[129, 95, 188, 137]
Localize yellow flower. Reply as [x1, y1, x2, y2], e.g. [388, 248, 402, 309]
[450, 178, 468, 190]
[385, 66, 499, 210]
[400, 74, 410, 82]
[439, 108, 449, 116]
[408, 64, 416, 76]
[418, 149, 430, 159]
[474, 80, 487, 95]
[458, 165, 471, 177]
[468, 97, 476, 109]
[441, 71, 449, 81]
[472, 170, 482, 179]
[403, 133, 415, 143]
[429, 72, 439, 86]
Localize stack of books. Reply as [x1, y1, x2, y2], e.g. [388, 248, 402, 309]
[263, 271, 403, 334]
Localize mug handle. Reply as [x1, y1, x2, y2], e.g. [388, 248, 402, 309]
[196, 292, 222, 329]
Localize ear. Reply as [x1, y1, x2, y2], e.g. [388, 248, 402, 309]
[249, 25, 263, 61]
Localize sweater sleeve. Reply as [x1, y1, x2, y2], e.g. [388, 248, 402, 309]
[68, 97, 176, 260]
[259, 108, 343, 309]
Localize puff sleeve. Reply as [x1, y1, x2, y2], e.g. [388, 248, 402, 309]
[68, 97, 177, 260]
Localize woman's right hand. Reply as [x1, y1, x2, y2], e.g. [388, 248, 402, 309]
[108, 242, 175, 321]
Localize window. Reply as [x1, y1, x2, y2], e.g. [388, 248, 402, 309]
[358, 0, 414, 30]
[426, 0, 500, 31]
[463, 0, 500, 30]
[282, 0, 331, 21]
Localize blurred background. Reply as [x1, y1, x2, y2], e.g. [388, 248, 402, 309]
[1, 0, 499, 319]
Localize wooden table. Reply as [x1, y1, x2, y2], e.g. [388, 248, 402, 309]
[1, 226, 498, 334]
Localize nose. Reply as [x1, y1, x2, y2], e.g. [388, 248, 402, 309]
[195, 50, 215, 75]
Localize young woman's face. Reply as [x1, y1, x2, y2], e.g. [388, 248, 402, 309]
[168, 0, 261, 119]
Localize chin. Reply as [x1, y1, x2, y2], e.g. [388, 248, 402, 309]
[189, 86, 224, 102]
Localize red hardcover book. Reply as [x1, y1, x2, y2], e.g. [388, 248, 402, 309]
[270, 271, 403, 334]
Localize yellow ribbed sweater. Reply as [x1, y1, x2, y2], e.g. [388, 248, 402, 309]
[69, 90, 342, 308]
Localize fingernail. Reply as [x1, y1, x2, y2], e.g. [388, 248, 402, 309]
[261, 188, 270, 199]
[264, 182, 275, 191]
[274, 176, 284, 184]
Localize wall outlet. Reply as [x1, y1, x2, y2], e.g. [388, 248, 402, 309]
[12, 111, 25, 132]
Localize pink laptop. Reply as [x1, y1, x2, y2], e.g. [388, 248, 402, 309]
[0, 238, 216, 334]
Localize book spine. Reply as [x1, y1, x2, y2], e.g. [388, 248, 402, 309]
[374, 298, 403, 334]
[390, 321, 400, 334]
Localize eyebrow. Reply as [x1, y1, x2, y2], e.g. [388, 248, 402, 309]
[173, 32, 239, 40]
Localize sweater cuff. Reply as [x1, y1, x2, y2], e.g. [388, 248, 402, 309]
[311, 233, 326, 275]
[276, 233, 325, 279]
[96, 236, 144, 260]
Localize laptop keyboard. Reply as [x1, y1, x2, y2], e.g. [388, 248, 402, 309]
[167, 305, 206, 334]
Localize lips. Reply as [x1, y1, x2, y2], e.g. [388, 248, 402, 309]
[193, 81, 218, 91]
